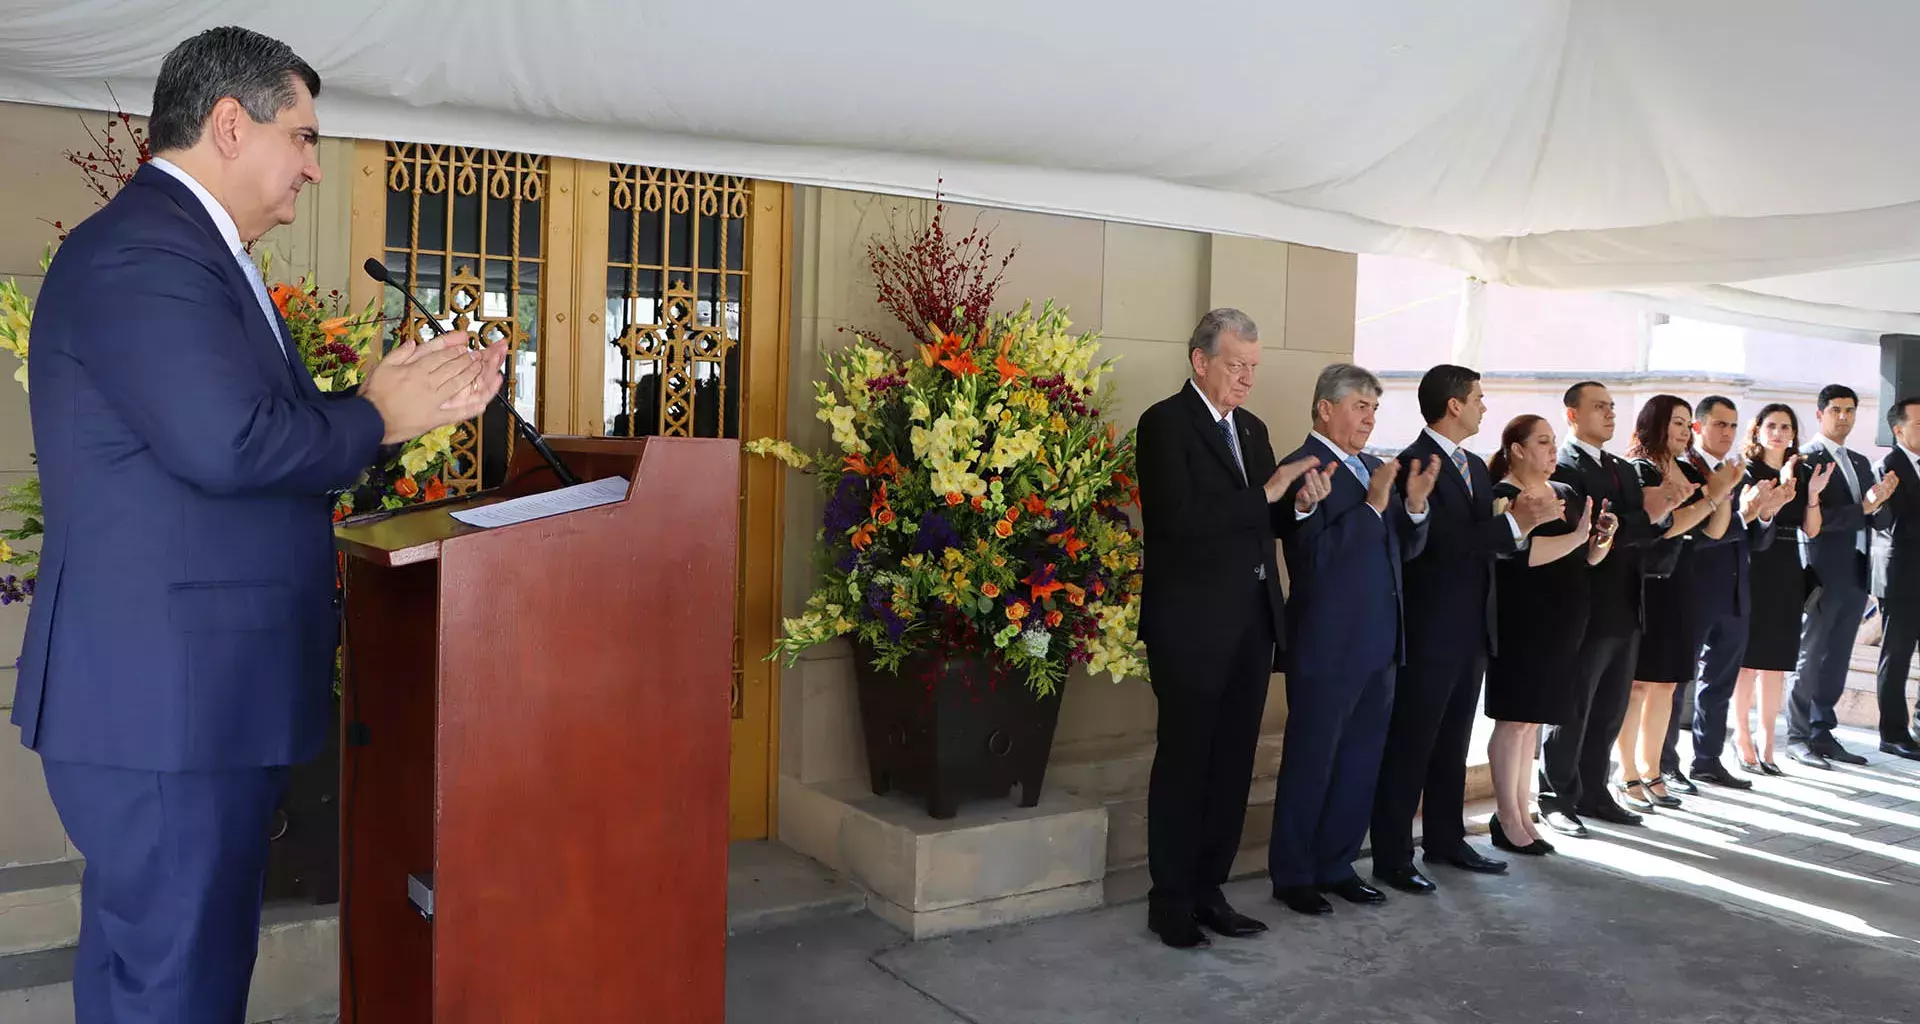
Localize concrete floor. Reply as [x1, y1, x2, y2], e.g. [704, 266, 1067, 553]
[727, 723, 1920, 1024]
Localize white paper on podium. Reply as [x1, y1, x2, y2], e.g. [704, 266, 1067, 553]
[449, 475, 629, 529]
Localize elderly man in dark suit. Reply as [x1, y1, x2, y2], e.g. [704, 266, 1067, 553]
[1868, 397, 1920, 760]
[1370, 364, 1559, 895]
[12, 28, 503, 1021]
[1134, 308, 1326, 949]
[1267, 363, 1437, 916]
[1790, 384, 1897, 769]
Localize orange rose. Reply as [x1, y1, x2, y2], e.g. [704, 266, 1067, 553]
[1045, 610, 1063, 627]
[970, 495, 986, 512]
[393, 476, 419, 498]
[994, 520, 1013, 538]
[877, 509, 897, 526]
[946, 492, 964, 506]
[1006, 601, 1029, 621]
[981, 582, 1001, 598]
[1005, 506, 1020, 522]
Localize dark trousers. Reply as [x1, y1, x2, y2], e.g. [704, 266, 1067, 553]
[1788, 578, 1868, 747]
[1540, 630, 1641, 813]
[1145, 598, 1275, 911]
[1369, 650, 1484, 871]
[1876, 596, 1920, 744]
[1268, 664, 1395, 888]
[1684, 609, 1750, 768]
[41, 758, 287, 1024]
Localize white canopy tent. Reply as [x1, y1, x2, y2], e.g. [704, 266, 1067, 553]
[1, 0, 1915, 340]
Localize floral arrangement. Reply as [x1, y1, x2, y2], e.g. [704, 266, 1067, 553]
[0, 107, 458, 606]
[746, 201, 1147, 696]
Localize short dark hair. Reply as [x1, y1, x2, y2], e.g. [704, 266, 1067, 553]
[1889, 397, 1920, 431]
[1564, 381, 1604, 409]
[1817, 384, 1859, 412]
[148, 27, 321, 154]
[1417, 364, 1481, 425]
[1696, 395, 1736, 420]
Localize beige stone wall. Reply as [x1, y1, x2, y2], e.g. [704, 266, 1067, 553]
[777, 186, 1357, 811]
[0, 100, 353, 866]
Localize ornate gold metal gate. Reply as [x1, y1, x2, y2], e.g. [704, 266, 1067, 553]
[349, 143, 789, 841]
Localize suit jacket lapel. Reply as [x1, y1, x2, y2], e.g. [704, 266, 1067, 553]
[1180, 384, 1244, 486]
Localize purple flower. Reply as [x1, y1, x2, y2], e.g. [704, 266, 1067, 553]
[0, 574, 34, 606]
[822, 473, 871, 535]
[910, 510, 960, 555]
[865, 580, 908, 641]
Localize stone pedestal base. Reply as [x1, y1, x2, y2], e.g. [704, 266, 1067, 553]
[778, 777, 1107, 939]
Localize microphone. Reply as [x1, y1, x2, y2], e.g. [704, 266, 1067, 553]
[362, 258, 581, 489]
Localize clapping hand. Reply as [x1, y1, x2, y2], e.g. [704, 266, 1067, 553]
[1510, 487, 1564, 534]
[1741, 478, 1779, 521]
[1573, 496, 1595, 532]
[1366, 457, 1399, 513]
[1403, 455, 1442, 513]
[1292, 463, 1338, 513]
[1707, 455, 1744, 502]
[1805, 459, 1834, 499]
[1867, 471, 1900, 513]
[1263, 457, 1321, 504]
[359, 331, 509, 445]
[1591, 498, 1618, 543]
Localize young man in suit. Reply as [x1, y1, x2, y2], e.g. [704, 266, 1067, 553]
[1134, 308, 1326, 949]
[1869, 397, 1920, 760]
[1790, 385, 1897, 768]
[1268, 363, 1437, 916]
[13, 28, 506, 1021]
[1665, 396, 1789, 790]
[1370, 365, 1557, 894]
[1538, 382, 1687, 837]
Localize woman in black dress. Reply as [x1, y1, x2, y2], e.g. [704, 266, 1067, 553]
[1618, 395, 1741, 812]
[1737, 403, 1832, 773]
[1483, 414, 1614, 855]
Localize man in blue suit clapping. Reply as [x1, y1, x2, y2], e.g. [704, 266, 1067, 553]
[12, 27, 507, 1022]
[1269, 363, 1437, 915]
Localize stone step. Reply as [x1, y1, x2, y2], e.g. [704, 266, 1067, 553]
[0, 841, 871, 1023]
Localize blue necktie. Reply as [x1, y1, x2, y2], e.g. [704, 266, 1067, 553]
[1346, 454, 1371, 487]
[236, 252, 292, 362]
[1217, 418, 1245, 484]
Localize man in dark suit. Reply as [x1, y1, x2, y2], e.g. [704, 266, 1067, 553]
[12, 28, 505, 1021]
[1663, 396, 1788, 790]
[1135, 308, 1326, 949]
[1370, 365, 1557, 894]
[1539, 382, 1687, 837]
[1789, 384, 1896, 769]
[1869, 397, 1920, 760]
[1268, 363, 1437, 916]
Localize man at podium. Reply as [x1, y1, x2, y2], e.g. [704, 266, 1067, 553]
[10, 27, 506, 1023]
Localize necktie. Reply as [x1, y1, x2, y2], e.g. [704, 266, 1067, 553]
[236, 252, 292, 362]
[1217, 417, 1246, 484]
[1450, 448, 1472, 494]
[1346, 454, 1372, 487]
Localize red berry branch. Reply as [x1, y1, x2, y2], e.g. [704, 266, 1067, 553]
[50, 100, 151, 240]
[866, 183, 1017, 345]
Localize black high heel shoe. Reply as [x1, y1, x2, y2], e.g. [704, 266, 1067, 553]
[1490, 815, 1551, 856]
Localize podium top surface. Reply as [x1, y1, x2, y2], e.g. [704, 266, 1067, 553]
[332, 492, 509, 567]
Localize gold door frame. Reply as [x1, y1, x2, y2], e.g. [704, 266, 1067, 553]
[348, 141, 790, 841]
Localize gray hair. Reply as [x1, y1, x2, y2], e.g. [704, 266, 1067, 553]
[148, 27, 321, 153]
[1312, 363, 1383, 417]
[1188, 308, 1259, 358]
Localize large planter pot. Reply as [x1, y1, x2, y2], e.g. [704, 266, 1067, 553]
[853, 642, 1065, 820]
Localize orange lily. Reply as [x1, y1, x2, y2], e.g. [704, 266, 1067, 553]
[1024, 564, 1067, 603]
[1048, 527, 1089, 558]
[1022, 494, 1048, 514]
[851, 523, 876, 550]
[843, 453, 872, 476]
[869, 482, 890, 517]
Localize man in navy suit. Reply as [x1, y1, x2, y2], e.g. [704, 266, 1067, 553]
[12, 28, 506, 1022]
[1789, 384, 1896, 769]
[1269, 363, 1436, 916]
[1871, 397, 1920, 761]
[1369, 365, 1556, 895]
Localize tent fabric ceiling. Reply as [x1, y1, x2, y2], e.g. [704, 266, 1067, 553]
[1, 0, 1915, 337]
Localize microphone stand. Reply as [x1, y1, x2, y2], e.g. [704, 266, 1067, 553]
[364, 260, 581, 489]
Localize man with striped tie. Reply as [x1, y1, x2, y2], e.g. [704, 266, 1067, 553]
[1369, 365, 1558, 895]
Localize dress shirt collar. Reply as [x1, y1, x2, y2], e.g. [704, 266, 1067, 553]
[1569, 436, 1606, 464]
[1423, 426, 1465, 458]
[149, 157, 246, 257]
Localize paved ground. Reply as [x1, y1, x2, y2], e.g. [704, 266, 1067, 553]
[727, 722, 1920, 1024]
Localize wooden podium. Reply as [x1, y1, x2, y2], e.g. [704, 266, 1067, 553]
[333, 436, 737, 1022]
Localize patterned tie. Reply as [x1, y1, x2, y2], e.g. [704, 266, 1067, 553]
[1451, 447, 1472, 494]
[1346, 454, 1372, 487]
[236, 252, 292, 363]
[1217, 417, 1246, 484]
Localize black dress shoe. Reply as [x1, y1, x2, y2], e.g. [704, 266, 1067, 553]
[1880, 739, 1920, 761]
[1375, 866, 1436, 894]
[1273, 885, 1333, 916]
[1540, 809, 1589, 837]
[1662, 769, 1699, 796]
[1690, 760, 1754, 789]
[1426, 845, 1508, 874]
[1578, 798, 1644, 827]
[1489, 815, 1549, 855]
[1787, 744, 1832, 770]
[1319, 877, 1387, 905]
[1147, 906, 1211, 949]
[1195, 902, 1269, 938]
[1813, 739, 1868, 766]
